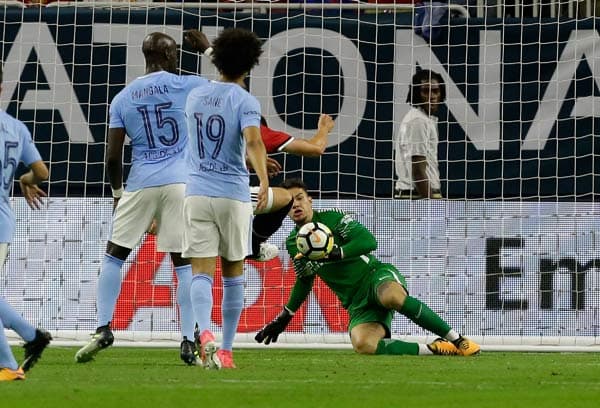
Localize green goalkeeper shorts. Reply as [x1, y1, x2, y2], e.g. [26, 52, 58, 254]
[347, 262, 407, 335]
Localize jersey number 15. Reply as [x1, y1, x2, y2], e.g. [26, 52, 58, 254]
[136, 102, 180, 148]
[1, 141, 19, 189]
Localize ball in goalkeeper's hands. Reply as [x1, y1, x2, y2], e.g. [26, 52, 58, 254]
[295, 222, 334, 260]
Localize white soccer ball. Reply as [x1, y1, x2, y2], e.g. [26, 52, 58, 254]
[295, 222, 334, 260]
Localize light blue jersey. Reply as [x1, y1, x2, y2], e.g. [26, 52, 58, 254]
[0, 110, 42, 243]
[109, 71, 208, 192]
[185, 82, 261, 202]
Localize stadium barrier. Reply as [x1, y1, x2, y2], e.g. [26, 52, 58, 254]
[4, 198, 600, 351]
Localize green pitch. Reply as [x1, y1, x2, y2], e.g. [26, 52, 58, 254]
[3, 347, 599, 408]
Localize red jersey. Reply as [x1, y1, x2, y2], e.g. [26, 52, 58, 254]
[260, 124, 294, 154]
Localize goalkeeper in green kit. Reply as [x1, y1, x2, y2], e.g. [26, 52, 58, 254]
[255, 178, 480, 356]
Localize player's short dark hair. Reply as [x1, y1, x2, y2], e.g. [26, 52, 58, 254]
[280, 178, 308, 192]
[406, 69, 446, 105]
[212, 28, 262, 79]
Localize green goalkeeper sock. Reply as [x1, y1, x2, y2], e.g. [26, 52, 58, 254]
[399, 296, 452, 338]
[375, 339, 419, 355]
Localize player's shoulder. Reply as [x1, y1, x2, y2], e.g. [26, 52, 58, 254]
[224, 82, 254, 99]
[176, 73, 209, 88]
[317, 209, 358, 227]
[315, 208, 346, 222]
[189, 77, 221, 94]
[403, 108, 429, 124]
[260, 124, 291, 139]
[260, 124, 293, 153]
[319, 208, 346, 216]
[110, 86, 127, 107]
[0, 110, 29, 135]
[237, 90, 260, 116]
[285, 226, 300, 246]
[0, 109, 14, 123]
[235, 86, 258, 104]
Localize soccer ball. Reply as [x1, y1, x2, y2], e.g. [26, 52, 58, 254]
[295, 222, 334, 260]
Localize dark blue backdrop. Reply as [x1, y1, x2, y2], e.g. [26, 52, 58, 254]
[1, 8, 598, 199]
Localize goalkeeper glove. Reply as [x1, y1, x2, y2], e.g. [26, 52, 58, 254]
[293, 245, 343, 262]
[327, 245, 343, 261]
[255, 307, 294, 345]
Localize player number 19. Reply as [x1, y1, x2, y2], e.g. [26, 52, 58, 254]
[193, 113, 225, 160]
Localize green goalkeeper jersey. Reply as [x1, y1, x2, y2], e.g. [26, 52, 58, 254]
[285, 209, 380, 311]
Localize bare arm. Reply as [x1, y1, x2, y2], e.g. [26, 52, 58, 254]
[247, 156, 282, 178]
[106, 128, 125, 190]
[281, 114, 334, 157]
[244, 126, 269, 212]
[20, 160, 48, 186]
[411, 155, 432, 198]
[106, 128, 126, 209]
[19, 160, 49, 210]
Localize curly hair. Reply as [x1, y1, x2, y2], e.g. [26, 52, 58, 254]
[212, 28, 263, 79]
[406, 69, 446, 106]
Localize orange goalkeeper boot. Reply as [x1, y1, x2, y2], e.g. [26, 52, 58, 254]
[427, 338, 461, 356]
[453, 336, 481, 356]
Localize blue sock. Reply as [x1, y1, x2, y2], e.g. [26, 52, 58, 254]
[221, 276, 245, 352]
[0, 316, 18, 370]
[174, 265, 194, 340]
[96, 254, 125, 327]
[0, 297, 35, 342]
[190, 274, 213, 334]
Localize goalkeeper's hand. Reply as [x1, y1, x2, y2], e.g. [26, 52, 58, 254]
[255, 307, 294, 345]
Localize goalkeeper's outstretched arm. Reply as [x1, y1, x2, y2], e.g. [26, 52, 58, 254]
[254, 307, 294, 345]
[255, 275, 315, 344]
[329, 211, 377, 260]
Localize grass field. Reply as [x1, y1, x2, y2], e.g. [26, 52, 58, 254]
[3, 346, 599, 407]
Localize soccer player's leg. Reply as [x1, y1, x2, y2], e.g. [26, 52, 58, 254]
[374, 264, 480, 356]
[1, 246, 51, 376]
[76, 189, 156, 363]
[75, 241, 130, 362]
[349, 307, 426, 356]
[21, 328, 52, 372]
[219, 260, 245, 369]
[0, 315, 25, 381]
[183, 196, 220, 368]
[171, 251, 197, 365]
[0, 296, 53, 370]
[179, 337, 197, 366]
[160, 184, 199, 365]
[248, 187, 290, 261]
[213, 198, 253, 369]
[171, 252, 197, 366]
[75, 325, 115, 363]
